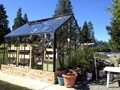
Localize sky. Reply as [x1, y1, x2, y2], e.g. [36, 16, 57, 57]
[0, 0, 112, 41]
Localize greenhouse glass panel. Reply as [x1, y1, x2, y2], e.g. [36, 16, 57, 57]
[5, 15, 71, 37]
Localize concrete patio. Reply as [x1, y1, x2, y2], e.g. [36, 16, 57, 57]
[0, 71, 120, 90]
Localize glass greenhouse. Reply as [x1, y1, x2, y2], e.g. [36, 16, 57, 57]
[3, 14, 80, 72]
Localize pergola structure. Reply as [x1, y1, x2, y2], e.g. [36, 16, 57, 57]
[4, 14, 80, 72]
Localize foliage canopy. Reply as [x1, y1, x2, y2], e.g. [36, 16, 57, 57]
[12, 8, 28, 30]
[0, 4, 11, 44]
[106, 0, 120, 51]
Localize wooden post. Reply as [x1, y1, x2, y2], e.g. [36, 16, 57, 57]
[16, 46, 19, 66]
[29, 45, 32, 68]
[42, 34, 44, 70]
[23, 37, 26, 67]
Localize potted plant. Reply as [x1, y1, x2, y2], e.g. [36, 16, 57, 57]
[79, 47, 94, 71]
[61, 50, 79, 88]
[62, 70, 77, 88]
[55, 67, 67, 84]
[57, 76, 64, 86]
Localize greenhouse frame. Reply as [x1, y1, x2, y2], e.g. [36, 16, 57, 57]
[3, 14, 80, 72]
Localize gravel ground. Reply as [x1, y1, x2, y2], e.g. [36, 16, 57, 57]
[0, 71, 120, 90]
[89, 82, 120, 90]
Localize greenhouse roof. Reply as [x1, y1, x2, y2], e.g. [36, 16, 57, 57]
[5, 15, 72, 37]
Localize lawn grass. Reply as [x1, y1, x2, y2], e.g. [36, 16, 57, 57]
[0, 80, 31, 90]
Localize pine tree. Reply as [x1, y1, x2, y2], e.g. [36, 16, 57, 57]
[106, 0, 120, 51]
[0, 4, 11, 44]
[54, 0, 73, 16]
[12, 8, 23, 30]
[81, 21, 95, 43]
[88, 22, 95, 43]
[81, 21, 90, 43]
[12, 8, 28, 30]
[23, 13, 28, 24]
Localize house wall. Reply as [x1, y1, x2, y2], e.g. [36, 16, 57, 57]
[1, 65, 55, 84]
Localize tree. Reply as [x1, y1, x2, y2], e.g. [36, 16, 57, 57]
[54, 0, 73, 16]
[12, 8, 28, 30]
[81, 21, 95, 43]
[12, 8, 23, 30]
[23, 13, 28, 24]
[81, 21, 90, 43]
[96, 40, 109, 48]
[106, 0, 120, 51]
[88, 22, 96, 43]
[0, 4, 11, 44]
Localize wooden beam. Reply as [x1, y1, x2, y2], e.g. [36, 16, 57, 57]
[53, 32, 56, 72]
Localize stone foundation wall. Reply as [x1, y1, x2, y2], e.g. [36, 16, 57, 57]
[1, 65, 55, 84]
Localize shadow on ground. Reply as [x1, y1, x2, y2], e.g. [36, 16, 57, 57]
[74, 75, 120, 90]
[74, 81, 90, 90]
[74, 78, 107, 90]
[74, 79, 106, 90]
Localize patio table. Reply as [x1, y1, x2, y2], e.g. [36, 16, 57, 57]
[104, 67, 120, 87]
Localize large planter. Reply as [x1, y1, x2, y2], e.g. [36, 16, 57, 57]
[57, 76, 64, 86]
[62, 73, 77, 88]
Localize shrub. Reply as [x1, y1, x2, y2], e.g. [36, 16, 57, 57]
[77, 47, 94, 71]
[64, 46, 94, 71]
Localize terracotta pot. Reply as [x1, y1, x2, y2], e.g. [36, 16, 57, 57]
[62, 73, 77, 88]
